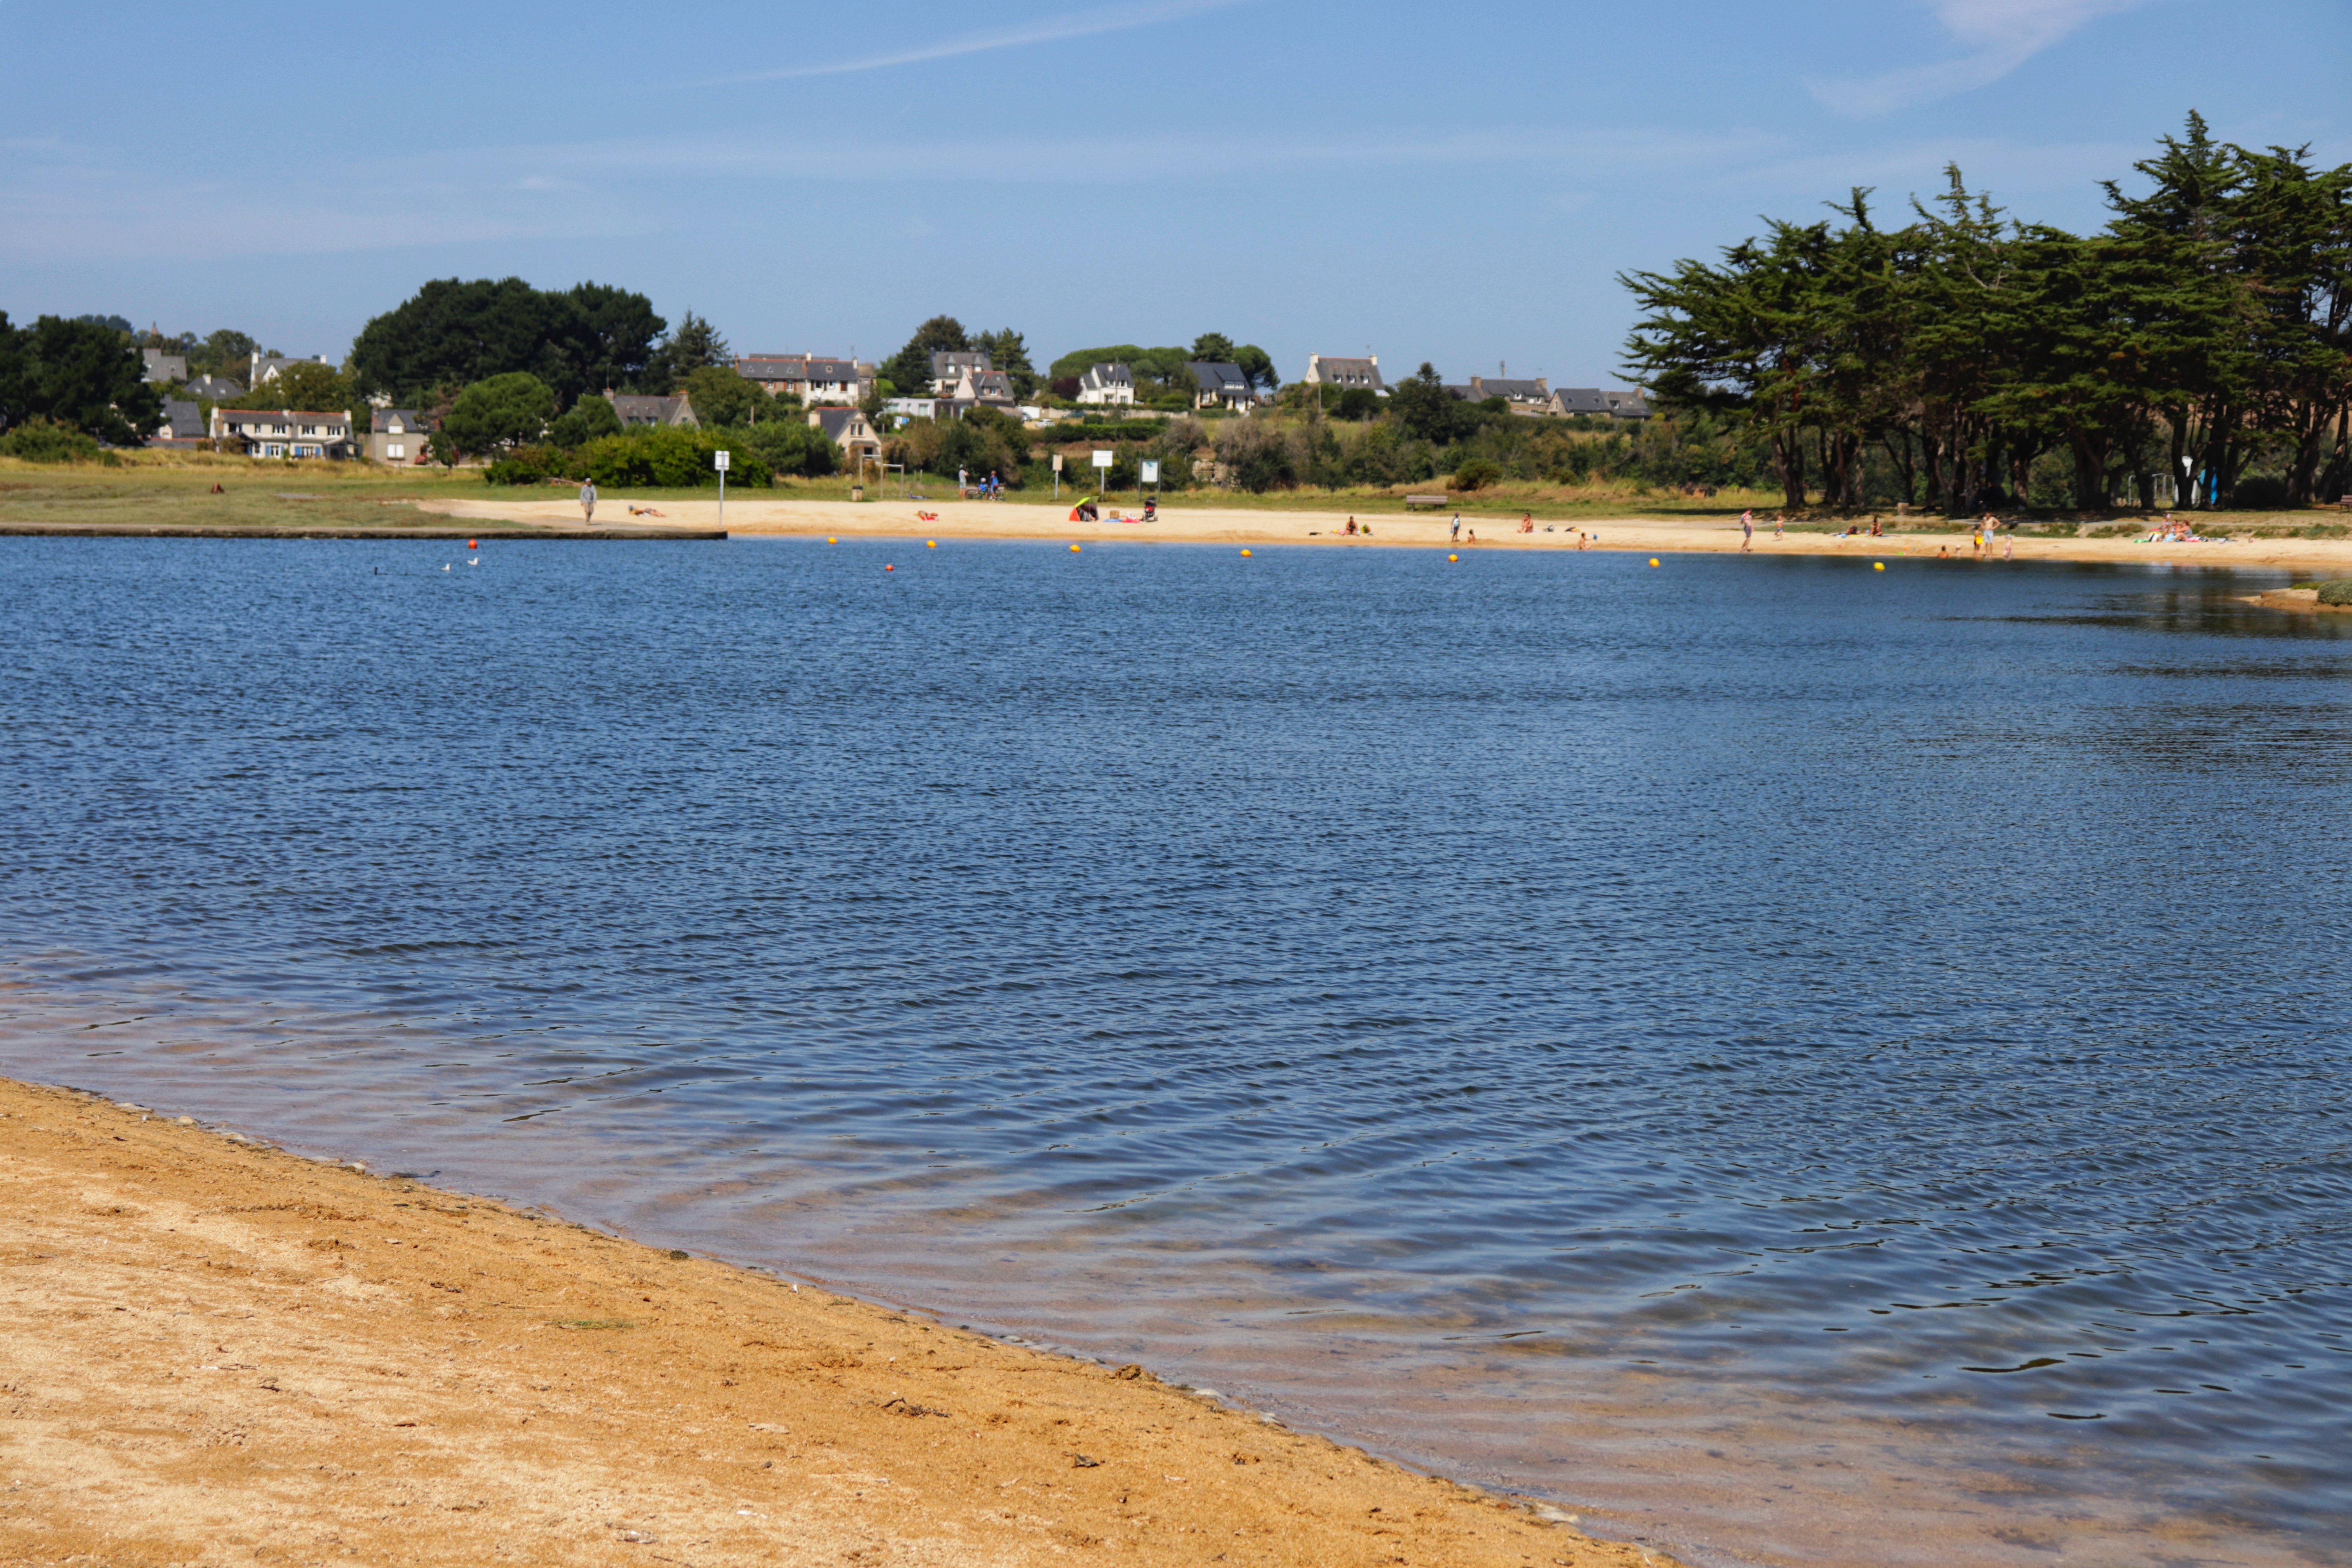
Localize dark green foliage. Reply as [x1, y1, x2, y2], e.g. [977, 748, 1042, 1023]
[736, 417, 836, 478]
[972, 329, 1038, 399]
[548, 394, 624, 449]
[351, 278, 664, 408]
[0, 416, 107, 462]
[643, 311, 729, 393]
[2, 315, 163, 445]
[884, 316, 971, 396]
[484, 427, 778, 488]
[884, 405, 1029, 485]
[1622, 115, 2352, 512]
[2315, 579, 2352, 604]
[1454, 456, 1503, 492]
[1387, 363, 1472, 445]
[678, 365, 771, 428]
[443, 372, 557, 457]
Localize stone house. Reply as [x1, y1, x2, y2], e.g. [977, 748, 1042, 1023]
[367, 409, 432, 465]
[609, 393, 699, 428]
[1303, 354, 1381, 390]
[736, 354, 873, 406]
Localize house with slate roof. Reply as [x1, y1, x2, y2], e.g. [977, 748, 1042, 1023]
[737, 354, 873, 406]
[1468, 375, 1551, 410]
[1076, 363, 1135, 407]
[609, 392, 699, 428]
[209, 407, 357, 459]
[1548, 388, 1650, 419]
[185, 374, 243, 401]
[810, 407, 882, 468]
[1303, 353, 1381, 390]
[249, 353, 330, 388]
[929, 350, 991, 393]
[368, 408, 432, 465]
[142, 350, 188, 385]
[147, 399, 204, 448]
[1187, 361, 1255, 410]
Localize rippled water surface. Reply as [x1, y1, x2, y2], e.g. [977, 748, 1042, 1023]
[4, 536, 2348, 1565]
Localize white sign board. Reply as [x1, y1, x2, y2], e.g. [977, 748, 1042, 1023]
[1140, 459, 1160, 485]
[713, 450, 730, 472]
[1052, 453, 1063, 471]
[1091, 449, 1114, 470]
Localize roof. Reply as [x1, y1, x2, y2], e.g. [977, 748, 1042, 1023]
[142, 350, 188, 383]
[1552, 388, 1650, 417]
[738, 354, 864, 383]
[811, 407, 875, 441]
[1079, 363, 1133, 388]
[610, 393, 693, 424]
[156, 399, 203, 439]
[965, 370, 1017, 401]
[1308, 355, 1382, 387]
[371, 408, 426, 434]
[931, 350, 991, 377]
[1189, 361, 1250, 394]
[185, 374, 243, 399]
[1478, 378, 1548, 401]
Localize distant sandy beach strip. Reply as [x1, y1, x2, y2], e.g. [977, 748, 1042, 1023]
[424, 494, 2352, 577]
[0, 1075, 1666, 1567]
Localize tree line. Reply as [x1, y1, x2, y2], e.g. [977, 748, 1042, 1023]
[1621, 114, 2352, 513]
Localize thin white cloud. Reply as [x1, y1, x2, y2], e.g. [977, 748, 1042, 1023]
[715, 0, 1250, 83]
[1809, 0, 2149, 117]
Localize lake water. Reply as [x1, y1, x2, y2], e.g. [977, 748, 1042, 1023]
[3, 535, 2347, 1566]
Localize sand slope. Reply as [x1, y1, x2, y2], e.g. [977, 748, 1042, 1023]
[0, 1077, 1664, 1567]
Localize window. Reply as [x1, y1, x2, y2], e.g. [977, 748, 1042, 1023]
[385, 443, 405, 459]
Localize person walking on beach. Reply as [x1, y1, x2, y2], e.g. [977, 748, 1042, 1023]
[1740, 511, 1753, 552]
[579, 480, 596, 524]
[1450, 515, 1461, 542]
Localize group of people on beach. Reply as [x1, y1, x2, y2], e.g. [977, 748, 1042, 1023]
[957, 468, 1007, 501]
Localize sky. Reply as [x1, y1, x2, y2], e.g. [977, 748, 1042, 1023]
[2, 0, 2345, 388]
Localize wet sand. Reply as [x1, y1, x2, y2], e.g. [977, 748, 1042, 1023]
[0, 1074, 1666, 1567]
[424, 493, 2352, 576]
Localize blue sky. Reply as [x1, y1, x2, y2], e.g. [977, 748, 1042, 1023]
[2, 0, 2344, 387]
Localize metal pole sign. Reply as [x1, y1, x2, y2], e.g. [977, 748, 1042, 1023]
[1052, 451, 1063, 501]
[1138, 458, 1158, 503]
[714, 449, 729, 530]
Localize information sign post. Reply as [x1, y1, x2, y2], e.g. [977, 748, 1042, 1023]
[714, 449, 730, 531]
[1139, 458, 1159, 506]
[1052, 451, 1063, 502]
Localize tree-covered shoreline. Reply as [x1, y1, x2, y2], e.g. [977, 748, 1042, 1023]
[1621, 115, 2352, 514]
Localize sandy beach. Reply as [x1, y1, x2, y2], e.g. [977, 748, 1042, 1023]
[422, 492, 2352, 577]
[0, 1074, 1667, 1567]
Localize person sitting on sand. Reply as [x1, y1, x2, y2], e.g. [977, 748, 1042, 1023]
[1521, 514, 1534, 534]
[626, 503, 664, 517]
[1345, 517, 1357, 535]
[1870, 515, 1883, 537]
[1466, 528, 1478, 543]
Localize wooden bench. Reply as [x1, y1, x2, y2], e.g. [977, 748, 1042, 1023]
[1403, 494, 1448, 510]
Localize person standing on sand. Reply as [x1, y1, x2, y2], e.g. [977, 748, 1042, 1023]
[1774, 513, 1786, 540]
[1740, 512, 1753, 552]
[1450, 515, 1461, 542]
[580, 481, 596, 524]
[2003, 532, 2014, 561]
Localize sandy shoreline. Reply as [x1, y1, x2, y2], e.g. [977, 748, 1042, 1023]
[0, 1074, 1667, 1567]
[421, 493, 2352, 576]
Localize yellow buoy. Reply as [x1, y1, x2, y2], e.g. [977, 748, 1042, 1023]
[1874, 561, 1886, 571]
[1648, 557, 1660, 567]
[1240, 548, 1252, 557]
[1448, 553, 1459, 561]
[926, 539, 937, 548]
[1069, 544, 1081, 553]
[826, 536, 837, 544]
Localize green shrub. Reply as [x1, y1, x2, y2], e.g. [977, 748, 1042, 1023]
[572, 427, 772, 489]
[1453, 456, 1503, 492]
[485, 446, 565, 485]
[2316, 579, 2352, 606]
[0, 417, 105, 463]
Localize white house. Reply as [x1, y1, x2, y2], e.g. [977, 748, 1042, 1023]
[209, 407, 356, 459]
[1303, 353, 1381, 390]
[249, 353, 331, 388]
[1075, 363, 1136, 407]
